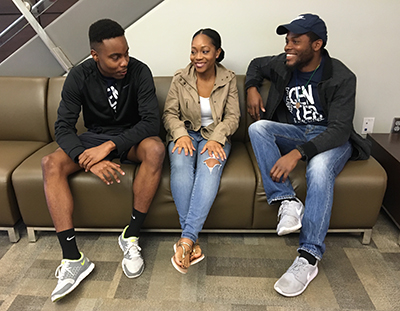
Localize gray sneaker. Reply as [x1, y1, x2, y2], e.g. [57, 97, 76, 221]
[51, 252, 95, 302]
[276, 198, 304, 236]
[274, 256, 318, 297]
[118, 226, 145, 278]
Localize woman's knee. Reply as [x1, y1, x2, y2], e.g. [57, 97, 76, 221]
[170, 151, 196, 172]
[203, 158, 222, 174]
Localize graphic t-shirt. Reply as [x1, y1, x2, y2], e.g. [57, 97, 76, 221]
[104, 76, 119, 113]
[284, 57, 327, 126]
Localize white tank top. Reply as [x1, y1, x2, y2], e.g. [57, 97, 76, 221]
[200, 96, 213, 127]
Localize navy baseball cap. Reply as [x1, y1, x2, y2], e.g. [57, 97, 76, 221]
[276, 13, 327, 44]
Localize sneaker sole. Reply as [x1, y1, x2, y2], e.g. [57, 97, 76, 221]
[121, 260, 145, 278]
[51, 262, 95, 302]
[274, 266, 318, 297]
[277, 223, 302, 236]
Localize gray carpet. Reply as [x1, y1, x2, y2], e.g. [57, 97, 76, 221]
[0, 211, 399, 311]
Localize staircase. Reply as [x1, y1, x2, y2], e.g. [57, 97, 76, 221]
[0, 0, 164, 77]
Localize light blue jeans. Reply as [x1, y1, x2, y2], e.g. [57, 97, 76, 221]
[168, 131, 231, 243]
[248, 120, 352, 260]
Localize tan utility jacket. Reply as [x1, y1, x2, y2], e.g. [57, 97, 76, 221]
[163, 63, 240, 146]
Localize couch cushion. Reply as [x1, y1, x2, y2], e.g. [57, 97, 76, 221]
[0, 141, 47, 226]
[153, 76, 172, 142]
[233, 75, 251, 143]
[0, 77, 50, 142]
[323, 157, 386, 228]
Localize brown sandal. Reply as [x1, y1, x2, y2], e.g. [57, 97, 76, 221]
[171, 241, 192, 274]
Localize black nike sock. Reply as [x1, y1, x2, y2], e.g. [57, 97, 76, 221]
[124, 208, 147, 238]
[57, 228, 80, 260]
[299, 250, 317, 265]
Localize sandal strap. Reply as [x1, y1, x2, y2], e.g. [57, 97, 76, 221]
[178, 241, 192, 259]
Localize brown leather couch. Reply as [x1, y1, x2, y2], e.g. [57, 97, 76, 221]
[1, 76, 387, 244]
[0, 77, 50, 242]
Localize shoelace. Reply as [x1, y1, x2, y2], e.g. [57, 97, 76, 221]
[124, 239, 142, 260]
[54, 261, 72, 280]
[287, 259, 307, 276]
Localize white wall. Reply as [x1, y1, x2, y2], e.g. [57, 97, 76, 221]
[125, 0, 399, 134]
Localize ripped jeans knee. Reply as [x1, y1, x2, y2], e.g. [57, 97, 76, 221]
[203, 156, 222, 173]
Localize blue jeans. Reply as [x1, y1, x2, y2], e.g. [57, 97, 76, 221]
[248, 120, 352, 260]
[168, 131, 231, 243]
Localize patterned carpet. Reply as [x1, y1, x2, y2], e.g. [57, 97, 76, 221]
[0, 211, 399, 311]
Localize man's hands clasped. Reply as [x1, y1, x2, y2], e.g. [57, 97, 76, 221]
[89, 160, 125, 185]
[78, 141, 116, 172]
[78, 141, 125, 185]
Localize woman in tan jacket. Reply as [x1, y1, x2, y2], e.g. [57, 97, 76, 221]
[163, 28, 240, 274]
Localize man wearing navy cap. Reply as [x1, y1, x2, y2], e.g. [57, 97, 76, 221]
[246, 14, 371, 296]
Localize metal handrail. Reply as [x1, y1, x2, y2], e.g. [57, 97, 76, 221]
[2, 0, 73, 72]
[0, 0, 58, 46]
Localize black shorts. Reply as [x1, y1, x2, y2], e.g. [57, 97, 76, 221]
[79, 131, 131, 163]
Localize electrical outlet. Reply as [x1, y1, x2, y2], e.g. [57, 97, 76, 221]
[362, 117, 375, 134]
[391, 117, 400, 134]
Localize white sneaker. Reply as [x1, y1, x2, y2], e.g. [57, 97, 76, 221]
[276, 198, 304, 236]
[51, 252, 95, 302]
[118, 226, 145, 278]
[274, 256, 318, 297]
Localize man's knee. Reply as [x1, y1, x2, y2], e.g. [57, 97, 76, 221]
[141, 137, 165, 166]
[41, 150, 77, 177]
[307, 156, 332, 180]
[42, 153, 58, 173]
[248, 121, 257, 136]
[249, 120, 268, 137]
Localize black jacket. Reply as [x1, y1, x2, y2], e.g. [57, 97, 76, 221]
[55, 57, 160, 162]
[245, 50, 371, 160]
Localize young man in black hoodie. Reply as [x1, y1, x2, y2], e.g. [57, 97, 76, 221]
[42, 19, 165, 302]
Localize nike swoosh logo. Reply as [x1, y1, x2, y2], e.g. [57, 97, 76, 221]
[81, 259, 85, 266]
[66, 236, 75, 241]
